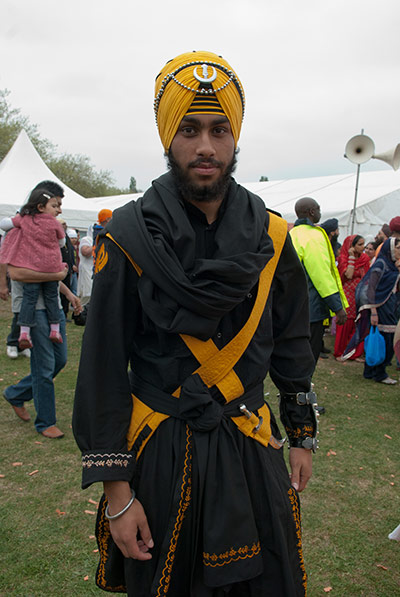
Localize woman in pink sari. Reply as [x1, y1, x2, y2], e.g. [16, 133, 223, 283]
[334, 235, 370, 360]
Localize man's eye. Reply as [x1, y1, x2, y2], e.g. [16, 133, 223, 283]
[214, 127, 226, 134]
[182, 127, 195, 135]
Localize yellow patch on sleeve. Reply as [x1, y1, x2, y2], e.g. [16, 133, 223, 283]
[94, 243, 109, 274]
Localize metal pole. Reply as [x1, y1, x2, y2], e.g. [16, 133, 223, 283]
[350, 128, 364, 235]
[350, 163, 360, 235]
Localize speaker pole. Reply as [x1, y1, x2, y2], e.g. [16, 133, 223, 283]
[345, 130, 399, 234]
[350, 128, 364, 235]
[351, 162, 361, 235]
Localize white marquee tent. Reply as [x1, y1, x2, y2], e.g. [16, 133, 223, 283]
[1, 131, 399, 240]
[0, 130, 106, 231]
[91, 170, 400, 241]
[243, 171, 400, 240]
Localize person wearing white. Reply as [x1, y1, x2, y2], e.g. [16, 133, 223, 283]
[77, 233, 93, 304]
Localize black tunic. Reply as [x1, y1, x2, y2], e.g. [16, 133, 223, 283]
[73, 173, 315, 596]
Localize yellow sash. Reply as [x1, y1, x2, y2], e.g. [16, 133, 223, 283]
[106, 212, 287, 457]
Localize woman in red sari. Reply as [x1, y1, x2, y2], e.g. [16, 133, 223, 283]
[334, 235, 370, 360]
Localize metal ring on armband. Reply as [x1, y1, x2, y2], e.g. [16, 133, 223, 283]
[105, 489, 136, 520]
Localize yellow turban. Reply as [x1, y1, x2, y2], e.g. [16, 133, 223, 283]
[154, 51, 245, 152]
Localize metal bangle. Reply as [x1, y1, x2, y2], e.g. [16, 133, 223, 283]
[105, 489, 136, 520]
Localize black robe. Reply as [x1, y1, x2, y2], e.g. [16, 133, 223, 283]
[73, 173, 315, 596]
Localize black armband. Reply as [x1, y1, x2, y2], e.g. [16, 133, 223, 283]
[279, 391, 319, 452]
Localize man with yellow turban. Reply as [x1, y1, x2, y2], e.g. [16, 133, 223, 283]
[74, 51, 317, 596]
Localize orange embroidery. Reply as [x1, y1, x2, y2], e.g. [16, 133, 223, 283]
[288, 488, 307, 595]
[203, 541, 261, 567]
[96, 497, 126, 592]
[287, 425, 313, 439]
[156, 427, 192, 595]
[94, 243, 108, 274]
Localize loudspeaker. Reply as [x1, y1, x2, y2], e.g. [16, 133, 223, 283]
[345, 134, 375, 164]
[373, 144, 400, 171]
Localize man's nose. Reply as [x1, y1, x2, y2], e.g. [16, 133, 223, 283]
[196, 132, 215, 157]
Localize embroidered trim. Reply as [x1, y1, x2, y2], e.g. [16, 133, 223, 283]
[378, 324, 396, 333]
[203, 541, 261, 567]
[82, 453, 133, 469]
[286, 425, 314, 440]
[156, 427, 192, 595]
[96, 497, 126, 592]
[288, 488, 307, 595]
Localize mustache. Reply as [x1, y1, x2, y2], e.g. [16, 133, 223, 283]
[188, 157, 222, 168]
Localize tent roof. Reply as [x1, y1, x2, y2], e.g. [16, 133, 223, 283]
[89, 170, 400, 239]
[0, 130, 100, 229]
[241, 169, 400, 221]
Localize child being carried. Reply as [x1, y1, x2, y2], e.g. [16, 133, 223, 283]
[0, 187, 67, 349]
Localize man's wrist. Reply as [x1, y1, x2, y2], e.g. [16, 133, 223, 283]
[289, 437, 317, 451]
[280, 391, 320, 453]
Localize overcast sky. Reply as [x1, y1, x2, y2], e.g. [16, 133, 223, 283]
[1, 0, 399, 192]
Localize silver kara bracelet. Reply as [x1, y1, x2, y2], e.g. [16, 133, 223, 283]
[105, 489, 136, 521]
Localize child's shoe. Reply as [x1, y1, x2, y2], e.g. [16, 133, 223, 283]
[49, 330, 63, 344]
[19, 332, 33, 350]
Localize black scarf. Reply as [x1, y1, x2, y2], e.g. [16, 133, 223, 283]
[107, 171, 274, 340]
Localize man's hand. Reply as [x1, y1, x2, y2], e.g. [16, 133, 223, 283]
[104, 481, 153, 561]
[70, 294, 82, 315]
[335, 308, 347, 326]
[59, 283, 82, 315]
[289, 447, 312, 492]
[109, 499, 154, 560]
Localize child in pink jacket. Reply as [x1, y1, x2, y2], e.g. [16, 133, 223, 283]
[0, 187, 67, 349]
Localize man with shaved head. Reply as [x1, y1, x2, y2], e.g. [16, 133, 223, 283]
[290, 197, 347, 367]
[294, 197, 321, 222]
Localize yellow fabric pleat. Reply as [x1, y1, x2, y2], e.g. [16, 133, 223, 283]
[126, 394, 169, 456]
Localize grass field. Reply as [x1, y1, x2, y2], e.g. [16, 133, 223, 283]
[0, 299, 399, 596]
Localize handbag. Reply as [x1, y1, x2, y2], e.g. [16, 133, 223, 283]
[364, 325, 386, 367]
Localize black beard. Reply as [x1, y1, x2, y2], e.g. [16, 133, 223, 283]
[167, 149, 237, 203]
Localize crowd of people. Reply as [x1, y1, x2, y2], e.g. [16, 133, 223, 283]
[291, 209, 400, 386]
[1, 49, 399, 597]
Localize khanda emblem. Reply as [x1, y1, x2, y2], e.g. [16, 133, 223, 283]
[94, 243, 108, 274]
[193, 64, 217, 83]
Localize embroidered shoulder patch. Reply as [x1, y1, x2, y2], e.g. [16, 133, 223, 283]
[94, 243, 108, 274]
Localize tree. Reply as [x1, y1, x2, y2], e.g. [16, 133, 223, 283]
[259, 176, 269, 182]
[129, 176, 137, 193]
[0, 89, 54, 162]
[47, 153, 126, 198]
[0, 88, 129, 197]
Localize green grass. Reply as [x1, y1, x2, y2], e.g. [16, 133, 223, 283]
[1, 301, 399, 596]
